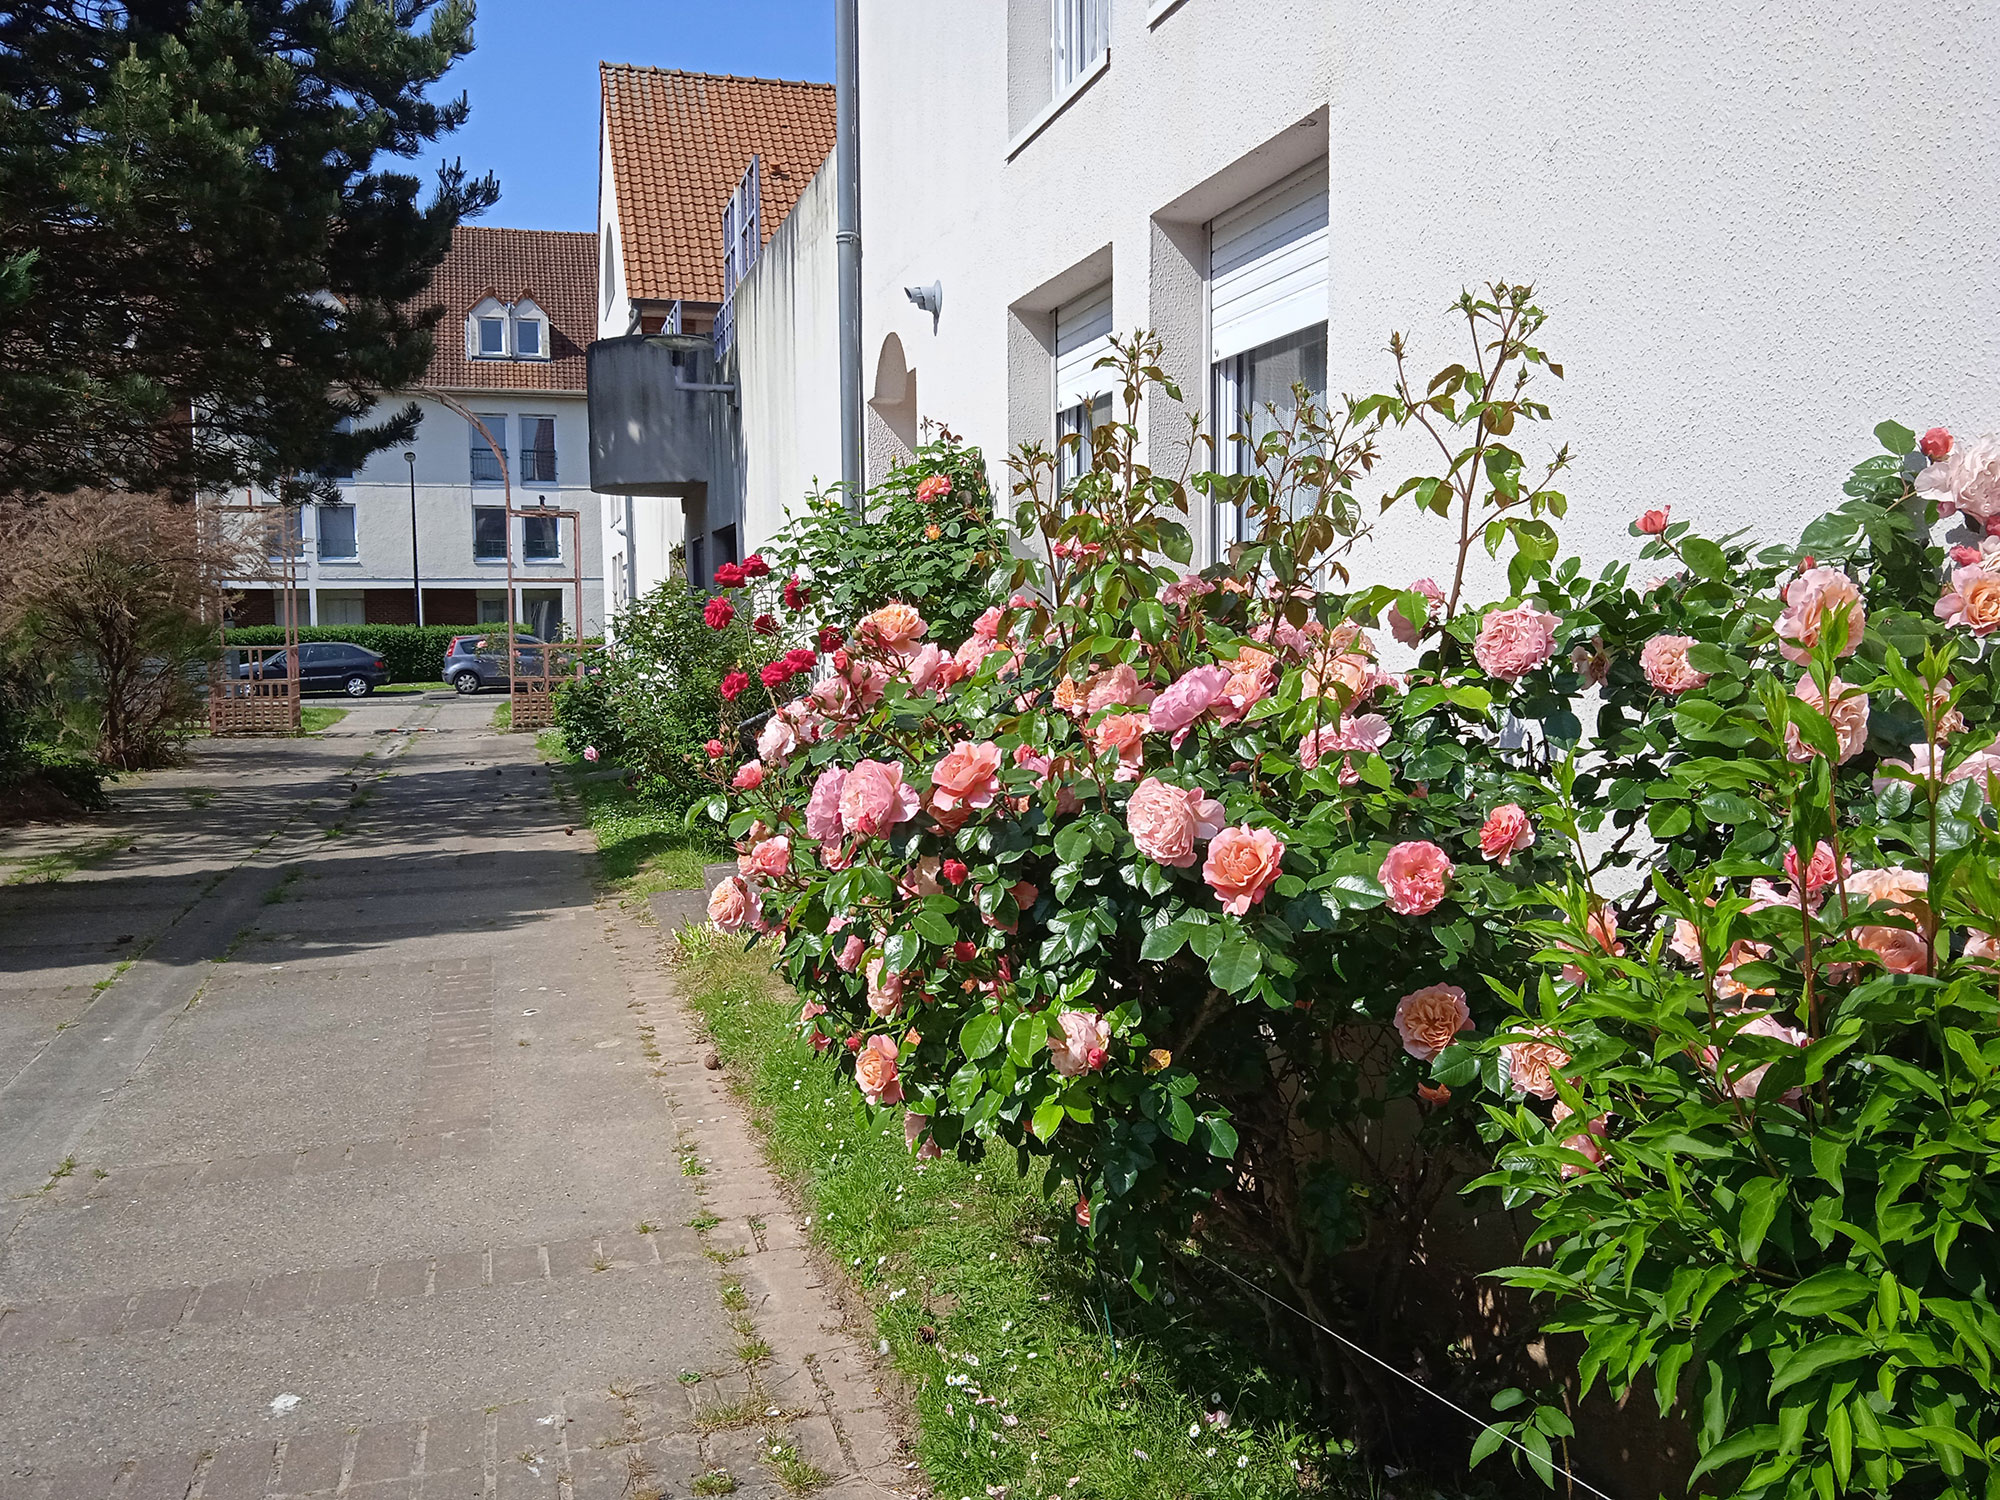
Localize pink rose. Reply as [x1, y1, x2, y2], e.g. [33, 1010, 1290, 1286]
[1783, 841, 1844, 902]
[1636, 508, 1670, 535]
[835, 934, 866, 973]
[1856, 924, 1928, 974]
[1669, 918, 1704, 966]
[1379, 840, 1452, 916]
[757, 716, 797, 762]
[1478, 805, 1535, 866]
[1639, 634, 1710, 695]
[1559, 905, 1625, 985]
[1570, 639, 1611, 688]
[731, 760, 765, 791]
[1084, 663, 1148, 713]
[854, 1034, 904, 1106]
[805, 766, 847, 841]
[1090, 712, 1149, 781]
[1714, 939, 1776, 1001]
[899, 643, 946, 694]
[1935, 566, 2000, 636]
[1125, 776, 1226, 869]
[582, 745, 599, 763]
[1776, 566, 1864, 665]
[972, 606, 1004, 640]
[1472, 603, 1559, 681]
[861, 601, 927, 649]
[953, 633, 1001, 676]
[1049, 1010, 1111, 1077]
[903, 1111, 943, 1160]
[1502, 1030, 1569, 1100]
[707, 876, 759, 933]
[865, 957, 905, 1017]
[1964, 931, 2000, 966]
[839, 759, 922, 837]
[1921, 427, 1954, 461]
[1388, 584, 1435, 647]
[1784, 676, 1869, 764]
[930, 741, 1004, 815]
[1707, 1011, 1807, 1103]
[1147, 665, 1230, 744]
[1161, 576, 1216, 609]
[1392, 983, 1472, 1061]
[1201, 824, 1285, 915]
[1298, 712, 1390, 772]
[1552, 1101, 1609, 1178]
[1916, 432, 2000, 523]
[740, 836, 790, 881]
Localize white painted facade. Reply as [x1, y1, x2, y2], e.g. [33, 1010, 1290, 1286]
[230, 390, 605, 639]
[802, 0, 2000, 589]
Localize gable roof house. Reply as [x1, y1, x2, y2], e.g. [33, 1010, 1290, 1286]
[590, 66, 838, 618]
[224, 225, 606, 642]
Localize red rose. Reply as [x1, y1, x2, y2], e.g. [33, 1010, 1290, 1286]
[1921, 427, 1954, 461]
[784, 576, 810, 610]
[1952, 545, 1984, 565]
[741, 553, 771, 579]
[753, 613, 777, 636]
[832, 649, 850, 671]
[783, 647, 817, 673]
[1636, 507, 1670, 535]
[713, 562, 746, 588]
[705, 739, 725, 758]
[759, 660, 793, 688]
[844, 1034, 862, 1051]
[719, 671, 749, 701]
[952, 940, 976, 961]
[942, 859, 969, 885]
[817, 625, 845, 653]
[703, 596, 735, 630]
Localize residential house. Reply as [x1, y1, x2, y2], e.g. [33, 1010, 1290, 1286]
[619, 1, 1997, 592]
[590, 64, 837, 615]
[227, 225, 606, 640]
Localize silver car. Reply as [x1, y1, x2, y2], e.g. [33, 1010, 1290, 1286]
[442, 633, 545, 694]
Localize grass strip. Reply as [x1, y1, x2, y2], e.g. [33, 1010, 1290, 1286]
[299, 706, 349, 734]
[672, 925, 1394, 1499]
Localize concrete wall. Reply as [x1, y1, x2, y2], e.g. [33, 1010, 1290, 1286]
[736, 155, 843, 550]
[843, 0, 1999, 588]
[229, 392, 606, 636]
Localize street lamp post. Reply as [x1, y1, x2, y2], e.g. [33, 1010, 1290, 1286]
[404, 449, 423, 627]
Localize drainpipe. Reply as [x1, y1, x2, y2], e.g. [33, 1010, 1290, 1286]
[835, 0, 863, 513]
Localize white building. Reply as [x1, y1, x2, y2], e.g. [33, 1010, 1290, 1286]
[599, 1, 1997, 593]
[229, 226, 606, 639]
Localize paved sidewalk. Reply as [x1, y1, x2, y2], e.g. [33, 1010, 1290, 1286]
[0, 697, 902, 1498]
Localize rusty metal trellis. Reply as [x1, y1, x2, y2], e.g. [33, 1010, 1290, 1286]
[207, 494, 301, 736]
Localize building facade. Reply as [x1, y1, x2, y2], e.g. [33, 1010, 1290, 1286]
[227, 225, 606, 639]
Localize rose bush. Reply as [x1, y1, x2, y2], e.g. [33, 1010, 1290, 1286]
[687, 281, 2000, 1490]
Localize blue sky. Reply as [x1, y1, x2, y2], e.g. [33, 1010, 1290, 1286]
[436, 0, 834, 232]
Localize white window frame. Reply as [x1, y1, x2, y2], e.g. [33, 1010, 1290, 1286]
[1052, 0, 1109, 98]
[472, 505, 508, 562]
[316, 501, 358, 562]
[474, 315, 506, 358]
[518, 413, 558, 485]
[1054, 282, 1115, 490]
[512, 297, 550, 361]
[521, 510, 563, 565]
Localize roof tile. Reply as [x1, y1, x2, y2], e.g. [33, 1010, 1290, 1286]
[414, 225, 595, 393]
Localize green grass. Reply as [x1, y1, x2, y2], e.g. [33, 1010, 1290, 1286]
[671, 926, 1400, 1500]
[491, 699, 512, 731]
[377, 680, 451, 695]
[299, 706, 349, 733]
[2, 832, 130, 886]
[542, 737, 713, 899]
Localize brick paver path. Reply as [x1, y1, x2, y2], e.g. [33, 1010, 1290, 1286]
[0, 697, 834, 1498]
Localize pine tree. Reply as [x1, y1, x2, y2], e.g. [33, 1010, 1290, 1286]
[0, 0, 499, 500]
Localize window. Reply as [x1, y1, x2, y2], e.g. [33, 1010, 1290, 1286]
[713, 523, 739, 571]
[1052, 0, 1108, 94]
[477, 594, 508, 624]
[522, 589, 563, 642]
[317, 502, 357, 560]
[473, 506, 507, 560]
[319, 592, 365, 626]
[470, 414, 507, 484]
[519, 415, 557, 483]
[476, 316, 506, 357]
[523, 513, 560, 562]
[319, 415, 357, 480]
[515, 318, 541, 357]
[687, 535, 706, 590]
[1055, 282, 1114, 489]
[602, 231, 616, 316]
[1213, 326, 1328, 541]
[266, 504, 304, 561]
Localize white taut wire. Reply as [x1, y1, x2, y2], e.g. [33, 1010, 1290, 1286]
[1196, 1255, 1620, 1500]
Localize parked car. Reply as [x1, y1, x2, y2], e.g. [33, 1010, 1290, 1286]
[442, 633, 546, 694]
[237, 641, 389, 697]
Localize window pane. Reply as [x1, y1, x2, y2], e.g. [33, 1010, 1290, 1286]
[317, 503, 357, 559]
[1214, 324, 1330, 545]
[1056, 394, 1113, 489]
[470, 414, 506, 484]
[520, 416, 557, 483]
[516, 319, 541, 356]
[266, 505, 304, 560]
[523, 514, 559, 561]
[473, 507, 507, 560]
[478, 317, 505, 355]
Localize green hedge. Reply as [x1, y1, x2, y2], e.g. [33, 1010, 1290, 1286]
[222, 624, 474, 684]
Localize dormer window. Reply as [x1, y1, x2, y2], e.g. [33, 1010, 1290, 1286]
[466, 295, 550, 362]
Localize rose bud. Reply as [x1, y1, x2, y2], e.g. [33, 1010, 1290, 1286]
[1636, 507, 1670, 535]
[953, 940, 977, 962]
[1921, 427, 1954, 461]
[942, 859, 969, 885]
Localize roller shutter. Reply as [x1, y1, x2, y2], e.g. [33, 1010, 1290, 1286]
[1209, 166, 1329, 363]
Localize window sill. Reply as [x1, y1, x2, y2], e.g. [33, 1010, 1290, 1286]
[317, 557, 361, 566]
[1146, 0, 1187, 23]
[1005, 51, 1109, 161]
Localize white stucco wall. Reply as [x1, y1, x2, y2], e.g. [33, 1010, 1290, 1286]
[844, 0, 1999, 592]
[736, 155, 843, 551]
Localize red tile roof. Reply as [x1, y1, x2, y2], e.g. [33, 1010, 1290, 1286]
[415, 225, 596, 392]
[601, 64, 837, 305]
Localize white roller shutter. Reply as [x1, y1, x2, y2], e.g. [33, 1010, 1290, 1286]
[1209, 166, 1329, 363]
[1055, 283, 1115, 410]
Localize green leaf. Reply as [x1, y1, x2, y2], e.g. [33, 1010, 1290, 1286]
[1682, 537, 1729, 580]
[959, 1013, 1003, 1062]
[882, 931, 921, 975]
[910, 908, 957, 945]
[1468, 1425, 1507, 1469]
[1007, 1012, 1044, 1067]
[1874, 419, 1916, 456]
[1032, 1096, 1065, 1141]
[1779, 1269, 1874, 1317]
[1208, 933, 1263, 993]
[1203, 1115, 1239, 1159]
[1769, 1337, 1873, 1397]
[1140, 921, 1189, 962]
[1155, 519, 1193, 565]
[1699, 791, 1763, 825]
